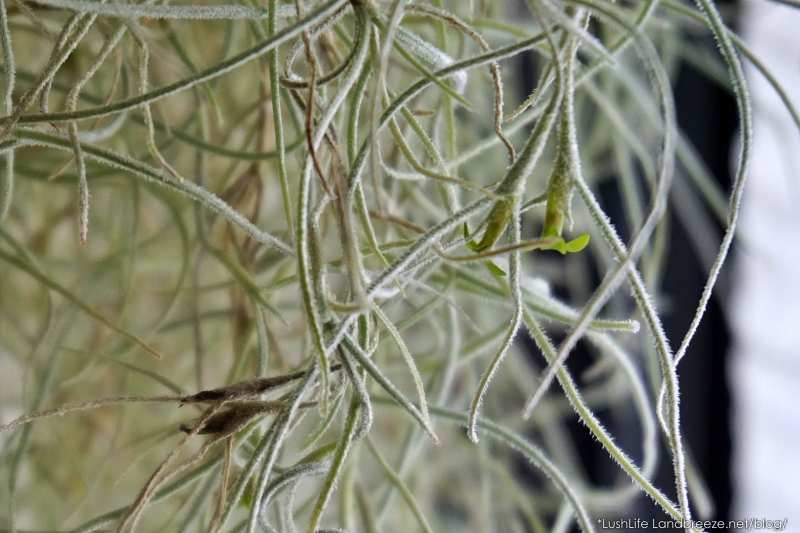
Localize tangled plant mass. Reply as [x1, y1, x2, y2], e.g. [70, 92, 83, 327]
[0, 0, 796, 531]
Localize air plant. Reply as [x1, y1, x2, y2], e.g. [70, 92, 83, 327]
[0, 0, 796, 531]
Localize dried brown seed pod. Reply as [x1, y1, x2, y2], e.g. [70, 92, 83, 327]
[180, 400, 318, 436]
[180, 364, 342, 404]
[179, 401, 282, 435]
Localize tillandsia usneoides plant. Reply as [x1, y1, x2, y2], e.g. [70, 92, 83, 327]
[0, 0, 796, 530]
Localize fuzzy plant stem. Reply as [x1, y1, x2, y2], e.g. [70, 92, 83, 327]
[0, 0, 347, 127]
[467, 204, 522, 442]
[0, 0, 13, 219]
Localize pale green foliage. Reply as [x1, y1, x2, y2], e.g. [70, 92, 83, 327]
[0, 0, 796, 532]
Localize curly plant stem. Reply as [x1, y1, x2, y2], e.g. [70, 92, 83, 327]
[282, 19, 358, 90]
[460, 7, 566, 259]
[373, 305, 431, 431]
[14, 128, 294, 254]
[296, 1, 369, 416]
[305, 398, 361, 533]
[467, 203, 522, 442]
[345, 32, 551, 202]
[367, 0, 410, 217]
[462, 3, 571, 261]
[540, 17, 581, 239]
[0, 0, 347, 126]
[658, 0, 751, 527]
[372, 281, 463, 529]
[340, 332, 437, 442]
[0, 7, 101, 140]
[521, 311, 691, 526]
[661, 0, 798, 131]
[492, 79, 563, 198]
[0, 0, 14, 219]
[522, 3, 692, 526]
[522, 5, 594, 411]
[407, 3, 515, 161]
[0, 394, 184, 433]
[65, 10, 134, 242]
[2, 0, 777, 529]
[258, 461, 330, 530]
[337, 345, 374, 439]
[667, 0, 752, 405]
[268, 0, 295, 238]
[27, 0, 278, 19]
[315, 195, 492, 375]
[374, 397, 595, 533]
[581, 332, 660, 510]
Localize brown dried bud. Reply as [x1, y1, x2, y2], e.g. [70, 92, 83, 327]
[180, 401, 281, 435]
[180, 364, 342, 405]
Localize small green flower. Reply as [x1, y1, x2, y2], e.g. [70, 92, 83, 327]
[541, 233, 591, 255]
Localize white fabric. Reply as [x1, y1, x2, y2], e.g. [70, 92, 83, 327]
[731, 1, 800, 528]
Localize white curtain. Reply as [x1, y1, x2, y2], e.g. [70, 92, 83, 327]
[732, 1, 800, 528]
